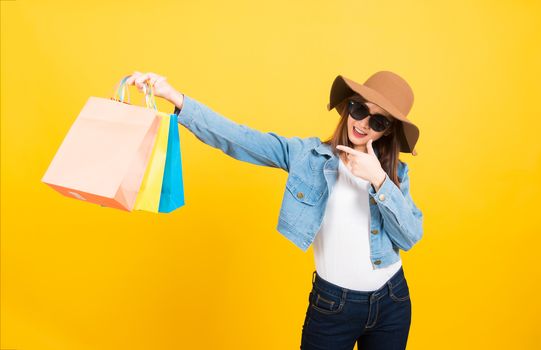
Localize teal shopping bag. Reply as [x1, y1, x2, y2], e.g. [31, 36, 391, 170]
[158, 114, 185, 213]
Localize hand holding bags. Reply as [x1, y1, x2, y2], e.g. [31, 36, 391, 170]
[42, 75, 185, 213]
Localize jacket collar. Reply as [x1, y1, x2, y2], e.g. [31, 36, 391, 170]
[313, 142, 334, 157]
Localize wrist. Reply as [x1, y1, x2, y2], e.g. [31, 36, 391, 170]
[371, 171, 386, 191]
[168, 90, 184, 110]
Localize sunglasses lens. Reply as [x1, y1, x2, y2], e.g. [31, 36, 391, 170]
[370, 115, 391, 132]
[348, 100, 369, 120]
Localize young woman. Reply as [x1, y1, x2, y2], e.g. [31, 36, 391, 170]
[126, 71, 423, 350]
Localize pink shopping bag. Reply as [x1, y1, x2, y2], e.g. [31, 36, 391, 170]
[42, 78, 160, 211]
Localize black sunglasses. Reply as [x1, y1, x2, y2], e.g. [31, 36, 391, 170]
[347, 99, 393, 132]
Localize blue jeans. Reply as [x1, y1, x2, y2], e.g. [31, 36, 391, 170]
[300, 266, 412, 350]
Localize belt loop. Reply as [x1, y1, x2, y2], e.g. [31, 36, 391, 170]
[386, 277, 393, 295]
[312, 270, 317, 284]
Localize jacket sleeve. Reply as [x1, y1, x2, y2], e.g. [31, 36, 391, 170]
[174, 94, 308, 172]
[368, 162, 424, 251]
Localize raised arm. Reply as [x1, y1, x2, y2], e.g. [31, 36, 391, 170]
[173, 92, 309, 172]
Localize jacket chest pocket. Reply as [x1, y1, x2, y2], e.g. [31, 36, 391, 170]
[286, 173, 324, 206]
[309, 152, 327, 172]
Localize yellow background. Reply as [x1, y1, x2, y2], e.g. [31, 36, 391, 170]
[2, 0, 540, 349]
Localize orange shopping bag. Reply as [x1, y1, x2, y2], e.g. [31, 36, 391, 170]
[42, 76, 161, 211]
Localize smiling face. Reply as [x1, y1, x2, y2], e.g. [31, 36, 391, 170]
[346, 100, 395, 154]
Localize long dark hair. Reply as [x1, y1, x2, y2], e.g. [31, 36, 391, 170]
[321, 95, 404, 189]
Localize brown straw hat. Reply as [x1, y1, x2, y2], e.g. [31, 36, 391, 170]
[327, 71, 419, 156]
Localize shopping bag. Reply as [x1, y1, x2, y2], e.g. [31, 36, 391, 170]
[133, 112, 171, 212]
[42, 76, 160, 211]
[158, 113, 185, 213]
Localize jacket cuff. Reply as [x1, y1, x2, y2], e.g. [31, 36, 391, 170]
[173, 94, 199, 129]
[368, 172, 395, 202]
[368, 172, 409, 221]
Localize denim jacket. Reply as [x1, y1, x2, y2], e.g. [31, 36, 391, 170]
[174, 94, 424, 269]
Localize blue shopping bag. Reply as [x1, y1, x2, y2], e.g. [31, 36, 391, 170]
[158, 114, 185, 213]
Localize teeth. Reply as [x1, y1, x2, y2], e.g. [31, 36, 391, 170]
[354, 126, 366, 135]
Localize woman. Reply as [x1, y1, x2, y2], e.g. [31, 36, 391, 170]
[126, 71, 423, 350]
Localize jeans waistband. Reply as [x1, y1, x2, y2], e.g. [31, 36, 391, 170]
[311, 266, 406, 302]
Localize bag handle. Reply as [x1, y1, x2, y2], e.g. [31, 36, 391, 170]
[111, 74, 158, 110]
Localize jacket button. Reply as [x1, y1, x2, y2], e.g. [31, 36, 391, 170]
[374, 260, 381, 265]
[378, 194, 385, 201]
[369, 197, 377, 205]
[371, 229, 379, 235]
[297, 192, 304, 199]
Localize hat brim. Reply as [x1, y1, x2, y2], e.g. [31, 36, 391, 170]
[327, 75, 420, 154]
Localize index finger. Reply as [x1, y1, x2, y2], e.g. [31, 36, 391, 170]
[336, 145, 361, 155]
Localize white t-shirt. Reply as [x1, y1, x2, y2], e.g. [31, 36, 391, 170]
[312, 156, 402, 291]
